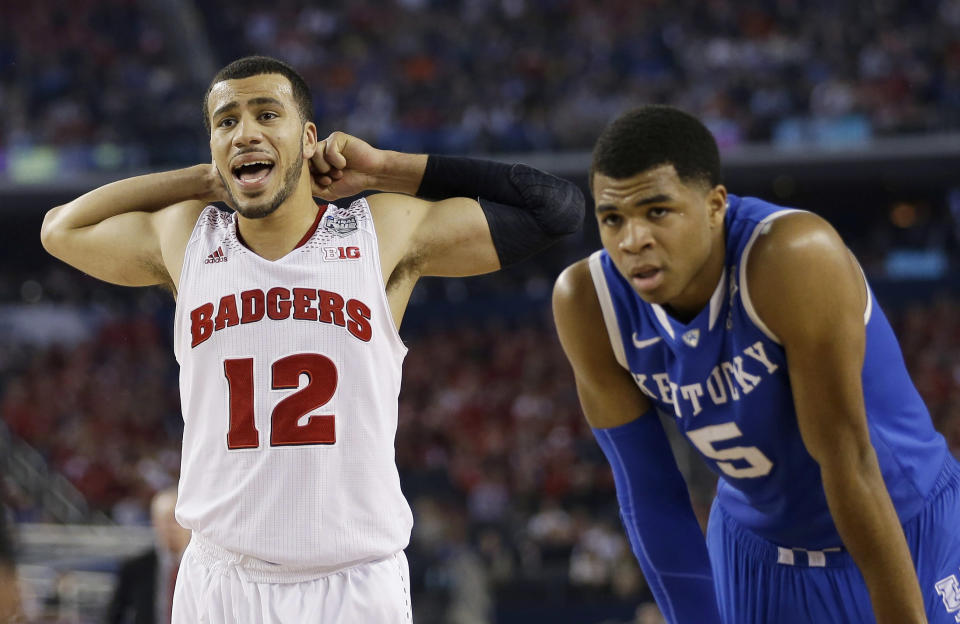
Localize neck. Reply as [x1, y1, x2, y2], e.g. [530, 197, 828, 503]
[665, 232, 727, 323]
[235, 185, 319, 261]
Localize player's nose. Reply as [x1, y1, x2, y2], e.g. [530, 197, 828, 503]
[232, 115, 263, 147]
[618, 219, 654, 254]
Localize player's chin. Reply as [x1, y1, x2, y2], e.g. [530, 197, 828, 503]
[235, 199, 279, 220]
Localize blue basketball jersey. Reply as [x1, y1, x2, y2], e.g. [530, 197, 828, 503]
[590, 194, 950, 549]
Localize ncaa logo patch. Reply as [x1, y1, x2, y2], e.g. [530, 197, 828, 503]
[682, 329, 700, 348]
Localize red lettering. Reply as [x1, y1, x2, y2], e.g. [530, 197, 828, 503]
[292, 288, 318, 321]
[318, 290, 346, 327]
[345, 246, 360, 259]
[267, 287, 292, 320]
[215, 294, 240, 330]
[346, 299, 372, 342]
[241, 289, 265, 323]
[190, 303, 215, 347]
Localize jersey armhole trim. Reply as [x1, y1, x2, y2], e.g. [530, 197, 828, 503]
[738, 209, 802, 345]
[362, 198, 409, 356]
[855, 258, 873, 325]
[173, 205, 218, 364]
[588, 251, 629, 370]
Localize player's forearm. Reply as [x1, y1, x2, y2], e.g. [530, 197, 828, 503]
[821, 456, 927, 624]
[42, 165, 214, 234]
[365, 151, 428, 195]
[593, 414, 722, 623]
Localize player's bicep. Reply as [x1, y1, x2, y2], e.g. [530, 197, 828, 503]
[747, 213, 871, 466]
[553, 261, 651, 428]
[42, 200, 202, 289]
[42, 208, 167, 286]
[371, 193, 499, 278]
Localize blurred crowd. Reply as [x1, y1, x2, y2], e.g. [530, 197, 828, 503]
[2, 275, 958, 619]
[3, 0, 960, 170]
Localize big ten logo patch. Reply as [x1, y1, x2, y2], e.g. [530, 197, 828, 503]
[323, 246, 361, 261]
[936, 570, 960, 622]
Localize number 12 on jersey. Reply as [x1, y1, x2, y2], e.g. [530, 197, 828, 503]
[223, 354, 339, 449]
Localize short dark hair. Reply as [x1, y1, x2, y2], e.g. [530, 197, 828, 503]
[591, 105, 721, 189]
[202, 56, 314, 132]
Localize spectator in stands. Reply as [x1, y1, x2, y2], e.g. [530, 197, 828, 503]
[107, 488, 190, 624]
[0, 508, 21, 622]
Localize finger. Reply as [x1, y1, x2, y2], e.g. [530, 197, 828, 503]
[311, 140, 332, 174]
[324, 133, 348, 170]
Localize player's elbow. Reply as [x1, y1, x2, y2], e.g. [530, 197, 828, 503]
[550, 181, 586, 237]
[510, 164, 585, 236]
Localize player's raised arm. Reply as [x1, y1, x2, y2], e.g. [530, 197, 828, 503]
[40, 165, 225, 290]
[311, 131, 585, 280]
[747, 212, 927, 624]
[552, 260, 721, 624]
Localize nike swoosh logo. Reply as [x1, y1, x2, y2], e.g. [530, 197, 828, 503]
[631, 333, 663, 349]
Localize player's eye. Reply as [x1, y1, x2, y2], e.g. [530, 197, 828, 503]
[648, 207, 669, 219]
[259, 112, 278, 121]
[217, 118, 236, 129]
[601, 214, 622, 227]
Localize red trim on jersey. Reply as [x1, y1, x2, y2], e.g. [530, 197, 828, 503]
[294, 205, 327, 249]
[233, 204, 327, 252]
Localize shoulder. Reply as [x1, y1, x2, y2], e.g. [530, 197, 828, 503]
[553, 258, 602, 326]
[552, 257, 611, 370]
[155, 199, 208, 232]
[745, 210, 866, 343]
[554, 257, 592, 299]
[366, 192, 424, 221]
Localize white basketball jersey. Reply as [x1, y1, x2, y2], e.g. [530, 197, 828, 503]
[173, 199, 413, 570]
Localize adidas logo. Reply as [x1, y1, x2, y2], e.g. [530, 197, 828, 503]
[204, 246, 227, 264]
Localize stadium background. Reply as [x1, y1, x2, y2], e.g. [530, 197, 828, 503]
[1, 0, 959, 622]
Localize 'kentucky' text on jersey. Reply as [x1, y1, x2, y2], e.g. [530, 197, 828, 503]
[591, 195, 951, 550]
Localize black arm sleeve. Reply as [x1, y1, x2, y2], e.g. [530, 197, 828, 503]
[416, 155, 585, 266]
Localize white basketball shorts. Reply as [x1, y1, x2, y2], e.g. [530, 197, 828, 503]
[172, 535, 412, 623]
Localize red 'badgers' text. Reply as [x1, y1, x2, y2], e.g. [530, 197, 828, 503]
[190, 287, 371, 347]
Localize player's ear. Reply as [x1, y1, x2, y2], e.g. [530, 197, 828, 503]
[302, 121, 318, 159]
[707, 185, 727, 228]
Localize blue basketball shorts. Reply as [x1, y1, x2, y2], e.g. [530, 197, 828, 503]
[705, 457, 960, 623]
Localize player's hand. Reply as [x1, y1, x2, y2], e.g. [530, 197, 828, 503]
[198, 162, 233, 207]
[310, 131, 386, 200]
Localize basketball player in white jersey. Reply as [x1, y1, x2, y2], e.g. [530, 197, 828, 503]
[40, 56, 584, 623]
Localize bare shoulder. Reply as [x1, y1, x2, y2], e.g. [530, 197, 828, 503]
[552, 258, 609, 375]
[553, 257, 652, 427]
[154, 200, 208, 292]
[553, 258, 597, 322]
[746, 210, 866, 343]
[365, 192, 425, 279]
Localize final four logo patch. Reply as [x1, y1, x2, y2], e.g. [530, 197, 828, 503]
[323, 214, 358, 237]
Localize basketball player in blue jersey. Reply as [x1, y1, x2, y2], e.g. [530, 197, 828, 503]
[552, 105, 960, 623]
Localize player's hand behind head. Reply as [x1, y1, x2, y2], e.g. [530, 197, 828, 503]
[310, 131, 385, 201]
[202, 161, 234, 207]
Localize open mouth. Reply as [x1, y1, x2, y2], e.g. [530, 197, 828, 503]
[630, 266, 663, 292]
[231, 160, 275, 190]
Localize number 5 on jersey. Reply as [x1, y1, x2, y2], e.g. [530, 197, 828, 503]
[224, 354, 338, 449]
